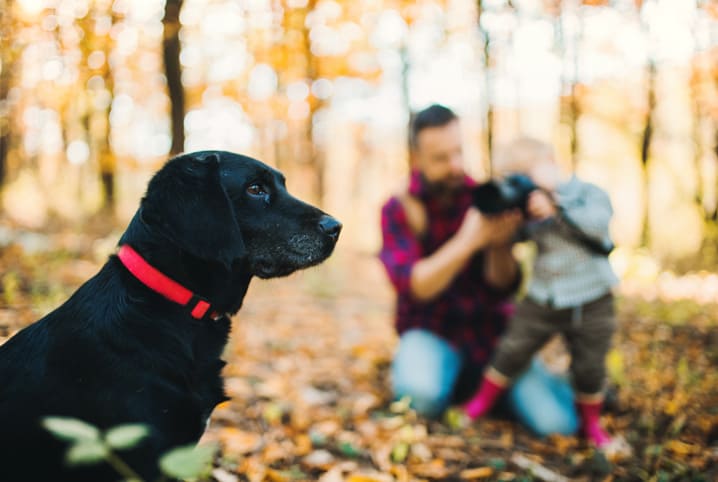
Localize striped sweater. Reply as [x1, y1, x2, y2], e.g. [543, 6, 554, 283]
[521, 175, 618, 309]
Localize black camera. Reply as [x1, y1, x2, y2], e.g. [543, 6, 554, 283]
[473, 173, 614, 255]
[472, 173, 537, 215]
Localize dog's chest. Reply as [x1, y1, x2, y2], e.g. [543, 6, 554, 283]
[189, 319, 232, 421]
[190, 357, 228, 414]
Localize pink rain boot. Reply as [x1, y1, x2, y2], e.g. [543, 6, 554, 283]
[464, 373, 507, 420]
[577, 399, 612, 448]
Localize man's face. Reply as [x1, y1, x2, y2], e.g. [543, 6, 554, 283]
[412, 120, 465, 193]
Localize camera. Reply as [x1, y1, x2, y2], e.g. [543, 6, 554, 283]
[473, 174, 614, 255]
[472, 173, 537, 215]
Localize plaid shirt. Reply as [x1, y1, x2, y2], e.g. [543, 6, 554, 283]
[379, 171, 518, 366]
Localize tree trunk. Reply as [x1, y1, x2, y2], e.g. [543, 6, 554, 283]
[566, 1, 582, 172]
[163, 0, 185, 156]
[302, 0, 323, 205]
[714, 9, 718, 189]
[640, 58, 656, 246]
[0, 0, 15, 187]
[641, 62, 655, 170]
[74, 0, 117, 213]
[400, 44, 410, 118]
[692, 50, 704, 219]
[554, 0, 581, 172]
[692, 2, 715, 219]
[558, 1, 583, 172]
[513, 5, 522, 135]
[99, 5, 118, 212]
[477, 0, 493, 175]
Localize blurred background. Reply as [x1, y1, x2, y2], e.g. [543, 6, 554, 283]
[2, 0, 718, 271]
[3, 1, 718, 478]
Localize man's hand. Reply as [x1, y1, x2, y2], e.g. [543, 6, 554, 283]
[482, 209, 523, 247]
[455, 207, 488, 251]
[482, 210, 522, 291]
[409, 208, 521, 301]
[456, 208, 522, 251]
[527, 190, 557, 221]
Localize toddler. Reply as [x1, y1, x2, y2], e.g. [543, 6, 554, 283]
[464, 138, 618, 449]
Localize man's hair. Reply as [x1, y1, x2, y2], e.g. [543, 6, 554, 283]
[409, 104, 458, 150]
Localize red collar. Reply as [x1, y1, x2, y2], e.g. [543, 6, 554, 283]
[117, 245, 221, 321]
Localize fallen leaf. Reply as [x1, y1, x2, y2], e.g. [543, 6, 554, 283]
[239, 455, 266, 482]
[338, 440, 363, 458]
[262, 402, 286, 425]
[310, 420, 341, 438]
[301, 386, 337, 406]
[410, 442, 432, 462]
[212, 467, 240, 482]
[409, 459, 452, 479]
[346, 472, 393, 482]
[665, 439, 701, 455]
[302, 449, 335, 469]
[459, 466, 493, 479]
[265, 468, 291, 482]
[318, 461, 359, 482]
[547, 434, 577, 454]
[370, 442, 393, 472]
[353, 393, 380, 414]
[510, 454, 569, 482]
[391, 441, 409, 463]
[263, 441, 294, 463]
[390, 464, 410, 482]
[218, 427, 263, 455]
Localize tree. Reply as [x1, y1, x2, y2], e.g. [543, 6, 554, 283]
[694, 0, 718, 220]
[477, 0, 493, 175]
[300, 0, 324, 205]
[274, 0, 381, 203]
[95, 1, 118, 211]
[77, 0, 117, 212]
[0, 0, 16, 186]
[640, 10, 656, 246]
[568, 3, 582, 170]
[162, 0, 185, 156]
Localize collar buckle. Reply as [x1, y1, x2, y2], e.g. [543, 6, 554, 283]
[187, 294, 213, 320]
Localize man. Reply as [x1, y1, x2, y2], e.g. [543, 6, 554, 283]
[379, 104, 577, 436]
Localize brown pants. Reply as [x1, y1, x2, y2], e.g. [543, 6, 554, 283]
[492, 293, 616, 395]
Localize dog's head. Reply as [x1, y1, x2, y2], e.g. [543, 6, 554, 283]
[134, 151, 341, 279]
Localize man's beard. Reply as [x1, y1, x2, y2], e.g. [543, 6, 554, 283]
[423, 174, 465, 197]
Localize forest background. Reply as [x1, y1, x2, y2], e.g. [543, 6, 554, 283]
[1, 0, 718, 480]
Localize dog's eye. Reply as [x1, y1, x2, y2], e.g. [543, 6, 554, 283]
[247, 184, 267, 196]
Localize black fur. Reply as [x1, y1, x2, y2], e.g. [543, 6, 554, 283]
[0, 151, 341, 481]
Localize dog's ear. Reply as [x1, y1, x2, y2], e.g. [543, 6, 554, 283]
[140, 152, 245, 269]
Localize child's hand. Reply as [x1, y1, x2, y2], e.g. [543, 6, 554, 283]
[527, 190, 557, 220]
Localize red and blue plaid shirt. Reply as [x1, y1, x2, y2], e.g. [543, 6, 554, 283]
[379, 171, 518, 366]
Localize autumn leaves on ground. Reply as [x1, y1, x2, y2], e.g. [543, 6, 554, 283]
[0, 228, 717, 482]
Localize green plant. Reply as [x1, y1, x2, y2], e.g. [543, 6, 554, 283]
[42, 416, 216, 481]
[159, 444, 217, 480]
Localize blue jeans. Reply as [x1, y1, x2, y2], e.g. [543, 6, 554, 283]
[392, 329, 578, 437]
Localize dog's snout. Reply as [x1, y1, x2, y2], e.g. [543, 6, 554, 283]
[318, 215, 342, 240]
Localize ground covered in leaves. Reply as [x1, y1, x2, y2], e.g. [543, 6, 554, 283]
[1, 228, 717, 482]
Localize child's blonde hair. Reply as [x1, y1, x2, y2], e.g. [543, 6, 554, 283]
[493, 137, 555, 176]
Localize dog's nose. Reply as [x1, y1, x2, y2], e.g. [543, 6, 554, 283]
[318, 215, 342, 240]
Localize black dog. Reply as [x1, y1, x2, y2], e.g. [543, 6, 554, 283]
[0, 151, 341, 481]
